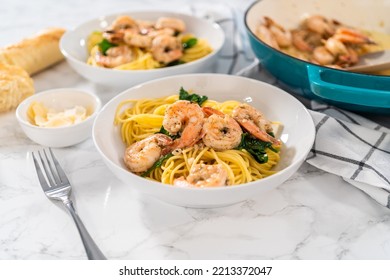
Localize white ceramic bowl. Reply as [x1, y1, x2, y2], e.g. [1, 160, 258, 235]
[60, 11, 225, 88]
[16, 88, 102, 148]
[93, 74, 315, 208]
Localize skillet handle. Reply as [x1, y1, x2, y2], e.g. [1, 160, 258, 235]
[307, 64, 390, 108]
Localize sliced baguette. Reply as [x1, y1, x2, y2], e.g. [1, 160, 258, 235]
[0, 27, 66, 75]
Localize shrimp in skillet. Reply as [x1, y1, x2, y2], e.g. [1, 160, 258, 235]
[124, 133, 173, 173]
[162, 100, 204, 149]
[312, 28, 374, 67]
[304, 15, 338, 37]
[263, 16, 292, 48]
[232, 103, 280, 146]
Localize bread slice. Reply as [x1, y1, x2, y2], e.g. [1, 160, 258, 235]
[0, 63, 34, 112]
[0, 27, 66, 75]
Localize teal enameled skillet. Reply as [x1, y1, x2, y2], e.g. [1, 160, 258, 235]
[245, 0, 390, 114]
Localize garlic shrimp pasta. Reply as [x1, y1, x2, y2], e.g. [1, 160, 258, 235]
[87, 16, 212, 70]
[115, 88, 282, 188]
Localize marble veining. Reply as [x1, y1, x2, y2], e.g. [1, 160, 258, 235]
[1, 0, 390, 260]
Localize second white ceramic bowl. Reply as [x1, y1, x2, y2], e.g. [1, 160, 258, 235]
[16, 88, 101, 148]
[92, 74, 315, 208]
[60, 11, 225, 88]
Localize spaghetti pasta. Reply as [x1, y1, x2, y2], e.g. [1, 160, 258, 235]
[180, 34, 213, 63]
[86, 16, 213, 70]
[115, 93, 281, 187]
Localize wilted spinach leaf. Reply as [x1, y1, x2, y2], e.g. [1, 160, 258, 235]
[179, 87, 208, 106]
[98, 39, 117, 55]
[141, 153, 174, 177]
[236, 133, 277, 163]
[156, 126, 180, 140]
[183, 38, 198, 49]
[166, 60, 185, 67]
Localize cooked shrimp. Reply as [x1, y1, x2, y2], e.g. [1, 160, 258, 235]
[256, 14, 376, 69]
[304, 15, 337, 36]
[155, 17, 186, 33]
[337, 47, 359, 67]
[312, 46, 335, 65]
[257, 24, 280, 50]
[103, 16, 139, 43]
[264, 16, 292, 48]
[173, 163, 227, 187]
[151, 35, 183, 64]
[110, 15, 138, 30]
[124, 31, 153, 48]
[333, 27, 376, 45]
[136, 20, 155, 34]
[163, 100, 204, 149]
[147, 28, 175, 38]
[316, 37, 358, 67]
[201, 107, 242, 151]
[291, 29, 315, 52]
[232, 104, 280, 146]
[323, 37, 348, 56]
[311, 29, 369, 67]
[95, 45, 134, 68]
[103, 30, 125, 44]
[124, 134, 173, 173]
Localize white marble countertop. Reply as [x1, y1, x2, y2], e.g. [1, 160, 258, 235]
[1, 0, 390, 260]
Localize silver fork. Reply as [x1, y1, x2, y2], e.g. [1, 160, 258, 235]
[32, 148, 106, 260]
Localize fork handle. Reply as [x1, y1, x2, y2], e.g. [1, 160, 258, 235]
[63, 200, 106, 260]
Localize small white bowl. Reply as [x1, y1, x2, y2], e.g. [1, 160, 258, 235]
[60, 11, 225, 88]
[16, 88, 101, 148]
[92, 74, 315, 208]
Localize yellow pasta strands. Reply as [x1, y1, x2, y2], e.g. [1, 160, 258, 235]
[115, 95, 281, 187]
[180, 34, 213, 63]
[86, 30, 213, 70]
[87, 31, 104, 53]
[114, 53, 161, 70]
[156, 147, 279, 185]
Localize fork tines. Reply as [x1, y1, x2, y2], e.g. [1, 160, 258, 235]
[32, 148, 69, 191]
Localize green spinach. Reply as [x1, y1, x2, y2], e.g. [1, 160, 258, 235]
[166, 60, 185, 67]
[179, 87, 208, 106]
[182, 38, 198, 49]
[236, 133, 278, 164]
[98, 39, 117, 55]
[156, 126, 180, 140]
[141, 153, 174, 177]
